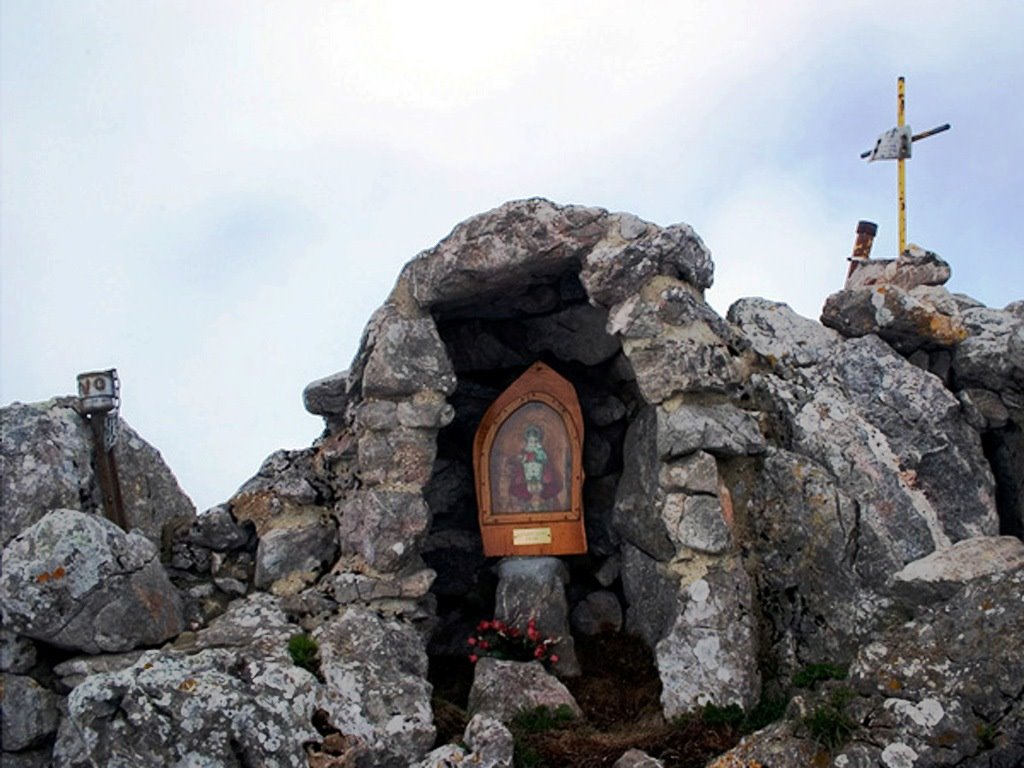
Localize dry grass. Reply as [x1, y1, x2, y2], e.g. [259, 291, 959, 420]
[429, 632, 743, 767]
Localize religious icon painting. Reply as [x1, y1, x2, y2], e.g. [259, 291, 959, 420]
[473, 361, 587, 557]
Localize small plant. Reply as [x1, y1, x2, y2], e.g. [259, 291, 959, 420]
[288, 632, 320, 675]
[467, 617, 560, 667]
[803, 686, 857, 751]
[700, 703, 745, 727]
[793, 662, 849, 689]
[976, 722, 998, 750]
[509, 705, 576, 768]
[742, 692, 789, 733]
[511, 704, 576, 734]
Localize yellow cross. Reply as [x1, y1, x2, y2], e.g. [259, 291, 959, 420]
[861, 77, 950, 257]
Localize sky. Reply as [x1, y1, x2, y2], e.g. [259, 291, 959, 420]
[2, 1, 1022, 513]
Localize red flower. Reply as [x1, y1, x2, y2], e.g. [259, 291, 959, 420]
[469, 654, 478, 664]
[479, 640, 490, 650]
[478, 620, 491, 631]
[467, 637, 477, 646]
[493, 619, 506, 631]
[534, 646, 545, 659]
[527, 627, 540, 642]
[549, 654, 560, 664]
[509, 627, 521, 638]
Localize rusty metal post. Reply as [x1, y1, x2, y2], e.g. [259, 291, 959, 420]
[847, 220, 878, 279]
[77, 369, 128, 531]
[89, 412, 128, 530]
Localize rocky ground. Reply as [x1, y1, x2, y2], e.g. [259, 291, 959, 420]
[2, 199, 1022, 767]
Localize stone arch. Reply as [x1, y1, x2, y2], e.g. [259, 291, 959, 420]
[331, 198, 761, 715]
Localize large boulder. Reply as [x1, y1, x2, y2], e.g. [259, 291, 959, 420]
[467, 658, 582, 723]
[313, 607, 436, 767]
[0, 398, 195, 551]
[707, 564, 1024, 767]
[0, 509, 184, 654]
[1, 673, 61, 752]
[729, 298, 999, 678]
[52, 595, 319, 768]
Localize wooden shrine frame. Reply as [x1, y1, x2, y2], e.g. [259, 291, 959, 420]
[473, 361, 587, 557]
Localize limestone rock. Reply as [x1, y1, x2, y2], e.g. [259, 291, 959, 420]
[0, 398, 195, 551]
[749, 449, 887, 677]
[230, 448, 326, 537]
[415, 714, 514, 768]
[523, 303, 620, 366]
[326, 566, 436, 604]
[54, 645, 318, 768]
[614, 749, 665, 768]
[52, 650, 145, 690]
[314, 607, 435, 767]
[612, 283, 742, 401]
[656, 558, 760, 716]
[614, 408, 673, 561]
[254, 517, 338, 589]
[1, 673, 61, 752]
[845, 246, 952, 290]
[659, 450, 719, 495]
[361, 308, 456, 398]
[728, 296, 841, 369]
[708, 565, 1024, 767]
[1, 626, 37, 674]
[581, 221, 713, 307]
[405, 198, 610, 308]
[820, 284, 968, 353]
[356, 423, 438, 487]
[467, 658, 582, 723]
[570, 590, 623, 635]
[892, 535, 1024, 603]
[0, 509, 183, 654]
[463, 713, 515, 768]
[735, 302, 997, 567]
[953, 303, 1024, 396]
[302, 369, 350, 419]
[495, 557, 579, 676]
[336, 490, 430, 573]
[621, 543, 680, 649]
[661, 493, 731, 555]
[656, 404, 765, 460]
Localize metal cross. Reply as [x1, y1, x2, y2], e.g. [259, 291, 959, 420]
[861, 77, 950, 257]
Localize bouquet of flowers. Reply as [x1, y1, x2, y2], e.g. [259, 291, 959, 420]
[467, 617, 560, 666]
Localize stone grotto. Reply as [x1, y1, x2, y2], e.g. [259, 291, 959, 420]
[2, 198, 1022, 767]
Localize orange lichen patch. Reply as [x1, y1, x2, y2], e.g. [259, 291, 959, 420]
[178, 678, 198, 692]
[886, 676, 904, 691]
[899, 468, 919, 488]
[35, 566, 66, 583]
[980, 598, 995, 611]
[719, 479, 736, 531]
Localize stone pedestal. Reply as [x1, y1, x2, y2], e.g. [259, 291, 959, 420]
[494, 557, 580, 676]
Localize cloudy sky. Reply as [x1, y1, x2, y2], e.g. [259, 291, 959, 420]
[3, 1, 1022, 512]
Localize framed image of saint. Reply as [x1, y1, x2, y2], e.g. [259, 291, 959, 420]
[473, 362, 587, 557]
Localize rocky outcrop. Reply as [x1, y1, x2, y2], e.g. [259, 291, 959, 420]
[0, 398, 195, 550]
[823, 252, 1024, 540]
[707, 564, 1024, 768]
[52, 595, 319, 767]
[3, 199, 1021, 767]
[0, 509, 184, 654]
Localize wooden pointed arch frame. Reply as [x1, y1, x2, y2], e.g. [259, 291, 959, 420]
[473, 361, 587, 557]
